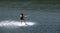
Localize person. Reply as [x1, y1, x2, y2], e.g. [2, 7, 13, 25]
[19, 13, 27, 24]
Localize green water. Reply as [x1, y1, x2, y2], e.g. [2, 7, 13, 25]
[0, 1, 60, 33]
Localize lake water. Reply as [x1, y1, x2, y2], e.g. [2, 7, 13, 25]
[0, 1, 60, 33]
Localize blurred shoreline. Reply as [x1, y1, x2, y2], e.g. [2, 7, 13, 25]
[0, 0, 60, 4]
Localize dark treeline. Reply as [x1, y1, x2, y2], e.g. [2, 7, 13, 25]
[0, 0, 60, 1]
[0, 0, 60, 4]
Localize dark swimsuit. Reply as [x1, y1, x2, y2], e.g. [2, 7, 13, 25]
[20, 13, 24, 20]
[20, 14, 24, 20]
[20, 17, 24, 20]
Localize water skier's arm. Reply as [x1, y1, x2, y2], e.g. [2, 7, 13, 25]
[24, 16, 27, 18]
[24, 15, 30, 18]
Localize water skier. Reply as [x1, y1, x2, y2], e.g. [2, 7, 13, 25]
[19, 13, 27, 24]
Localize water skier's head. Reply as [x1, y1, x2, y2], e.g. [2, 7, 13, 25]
[21, 13, 23, 15]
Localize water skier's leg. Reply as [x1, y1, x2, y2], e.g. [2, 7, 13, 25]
[21, 20, 22, 24]
[23, 19, 27, 25]
[20, 18, 22, 24]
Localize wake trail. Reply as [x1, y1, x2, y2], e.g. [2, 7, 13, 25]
[0, 20, 36, 27]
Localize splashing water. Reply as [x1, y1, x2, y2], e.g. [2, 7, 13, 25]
[0, 20, 36, 27]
